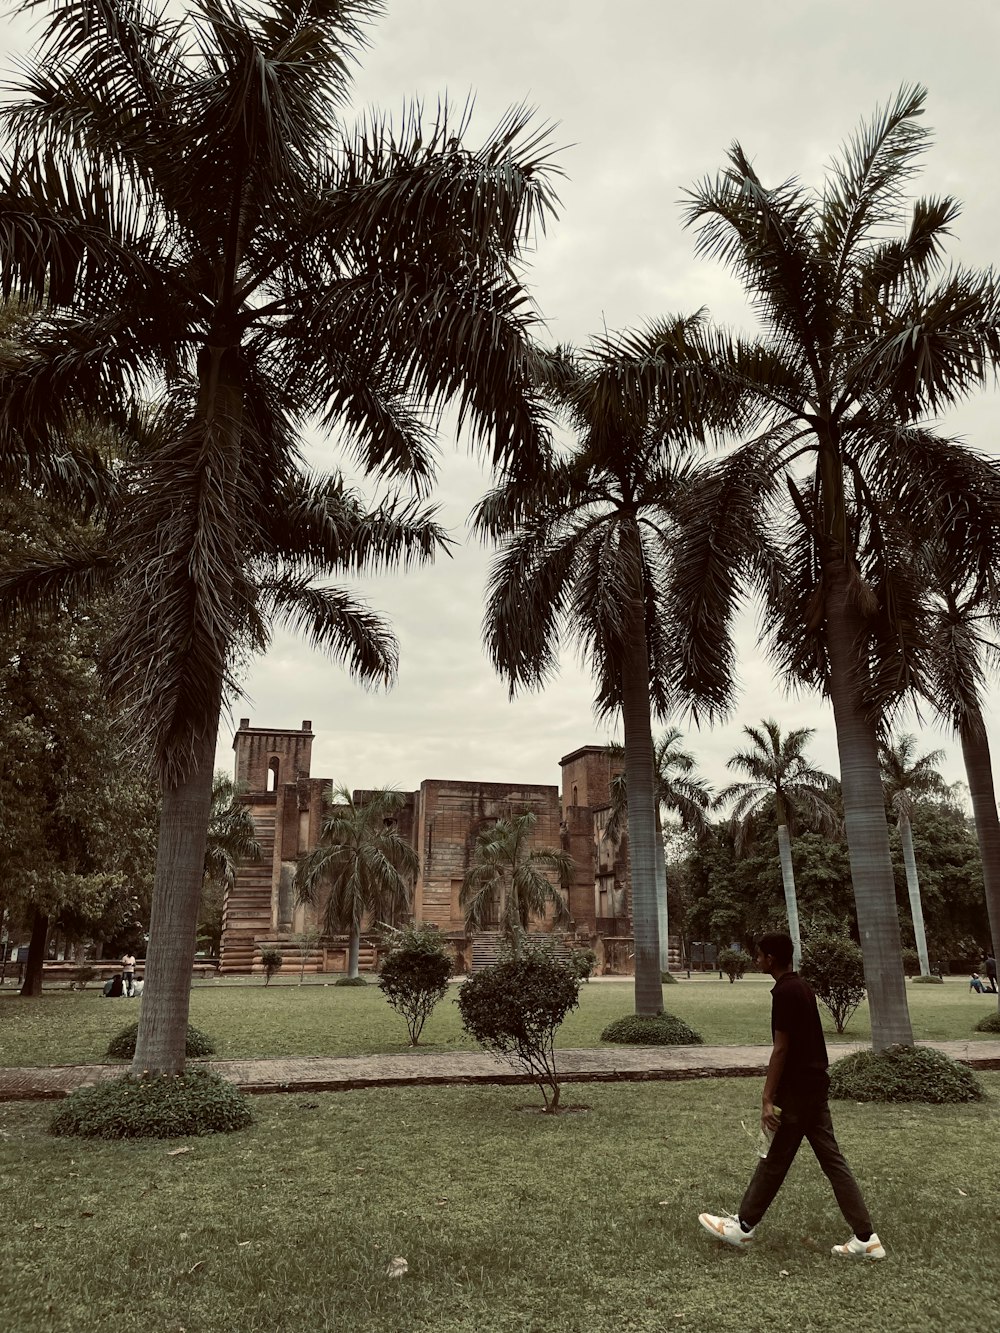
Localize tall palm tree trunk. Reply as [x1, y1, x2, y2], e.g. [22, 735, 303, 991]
[897, 813, 930, 977]
[825, 560, 913, 1049]
[620, 551, 663, 1016]
[654, 807, 669, 972]
[132, 722, 219, 1074]
[347, 925, 361, 979]
[960, 713, 1000, 1015]
[775, 824, 802, 970]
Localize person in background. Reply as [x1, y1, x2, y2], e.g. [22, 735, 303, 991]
[970, 971, 987, 993]
[121, 950, 136, 998]
[982, 954, 998, 994]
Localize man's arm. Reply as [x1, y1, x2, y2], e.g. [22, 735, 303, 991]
[761, 1029, 790, 1131]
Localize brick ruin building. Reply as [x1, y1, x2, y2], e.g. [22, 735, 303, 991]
[220, 719, 675, 975]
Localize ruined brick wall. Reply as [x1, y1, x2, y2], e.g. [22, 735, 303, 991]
[559, 745, 630, 935]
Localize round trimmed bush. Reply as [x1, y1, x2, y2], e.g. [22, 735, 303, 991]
[829, 1044, 982, 1104]
[911, 974, 944, 984]
[334, 974, 368, 987]
[107, 1022, 215, 1060]
[661, 970, 678, 984]
[974, 1010, 1000, 1034]
[600, 1013, 703, 1046]
[49, 1069, 253, 1139]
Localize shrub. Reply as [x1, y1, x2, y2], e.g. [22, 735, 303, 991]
[49, 1069, 253, 1139]
[829, 1044, 982, 1104]
[718, 947, 751, 984]
[911, 974, 944, 984]
[661, 970, 678, 984]
[457, 942, 581, 1112]
[335, 974, 368, 987]
[974, 1010, 1000, 1034]
[600, 1013, 703, 1046]
[70, 965, 98, 990]
[260, 947, 284, 985]
[799, 929, 866, 1033]
[377, 924, 452, 1045]
[107, 1022, 215, 1060]
[901, 947, 920, 976]
[568, 948, 598, 982]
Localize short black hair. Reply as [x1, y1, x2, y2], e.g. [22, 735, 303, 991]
[756, 932, 794, 967]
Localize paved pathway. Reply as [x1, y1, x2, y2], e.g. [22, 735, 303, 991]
[1, 1038, 998, 1102]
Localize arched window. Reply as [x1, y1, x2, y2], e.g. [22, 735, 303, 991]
[267, 757, 280, 792]
[572, 785, 578, 807]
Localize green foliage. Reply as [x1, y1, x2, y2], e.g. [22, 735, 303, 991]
[600, 1013, 703, 1045]
[661, 970, 678, 984]
[974, 1011, 1000, 1034]
[459, 810, 572, 946]
[717, 947, 751, 983]
[69, 965, 98, 990]
[335, 975, 368, 987]
[912, 974, 944, 984]
[902, 947, 921, 976]
[107, 1022, 215, 1060]
[260, 948, 284, 985]
[568, 947, 598, 982]
[829, 1045, 983, 1104]
[800, 928, 867, 1034]
[377, 924, 452, 1045]
[49, 1068, 252, 1139]
[458, 944, 582, 1111]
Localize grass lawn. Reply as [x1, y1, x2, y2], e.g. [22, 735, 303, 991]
[1, 974, 997, 1068]
[1, 1074, 998, 1333]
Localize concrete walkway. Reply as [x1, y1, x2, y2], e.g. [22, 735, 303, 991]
[2, 1039, 998, 1102]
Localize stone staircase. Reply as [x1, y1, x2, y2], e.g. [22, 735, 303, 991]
[250, 937, 378, 977]
[470, 932, 573, 973]
[220, 809, 275, 974]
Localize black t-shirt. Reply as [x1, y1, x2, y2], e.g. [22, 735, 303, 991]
[771, 971, 829, 1100]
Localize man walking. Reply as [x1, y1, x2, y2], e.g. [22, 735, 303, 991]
[982, 954, 998, 994]
[698, 931, 884, 1260]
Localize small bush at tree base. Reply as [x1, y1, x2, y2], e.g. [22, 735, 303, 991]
[377, 924, 452, 1044]
[107, 1023, 215, 1060]
[600, 1013, 703, 1046]
[49, 1069, 253, 1139]
[799, 929, 866, 1033]
[829, 1045, 983, 1104]
[718, 948, 751, 984]
[974, 1011, 1000, 1034]
[335, 975, 368, 987]
[260, 947, 284, 985]
[458, 944, 581, 1112]
[911, 974, 944, 984]
[661, 971, 678, 984]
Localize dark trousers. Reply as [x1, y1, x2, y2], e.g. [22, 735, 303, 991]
[738, 1090, 873, 1236]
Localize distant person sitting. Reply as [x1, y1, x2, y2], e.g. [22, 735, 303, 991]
[970, 972, 987, 993]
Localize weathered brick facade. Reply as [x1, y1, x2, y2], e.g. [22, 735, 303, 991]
[220, 721, 634, 974]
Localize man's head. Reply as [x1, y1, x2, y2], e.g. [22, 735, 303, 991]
[756, 932, 794, 974]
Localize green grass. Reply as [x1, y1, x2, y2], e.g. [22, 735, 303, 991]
[1, 1075, 998, 1332]
[1, 973, 997, 1068]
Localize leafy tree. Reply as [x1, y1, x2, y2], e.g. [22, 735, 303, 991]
[0, 0, 558, 1072]
[377, 923, 453, 1045]
[800, 928, 867, 1034]
[670, 86, 1000, 1049]
[474, 322, 721, 1016]
[717, 946, 751, 983]
[879, 734, 947, 977]
[459, 809, 572, 948]
[716, 720, 836, 969]
[457, 940, 582, 1112]
[607, 729, 712, 972]
[296, 786, 416, 979]
[259, 946, 284, 986]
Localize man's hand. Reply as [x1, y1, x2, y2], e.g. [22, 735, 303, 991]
[761, 1099, 780, 1133]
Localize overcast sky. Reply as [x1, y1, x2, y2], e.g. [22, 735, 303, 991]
[7, 1, 1000, 799]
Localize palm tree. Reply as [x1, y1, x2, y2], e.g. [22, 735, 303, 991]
[295, 786, 417, 979]
[606, 729, 712, 971]
[716, 720, 837, 970]
[198, 772, 261, 957]
[474, 321, 721, 1016]
[0, 0, 558, 1072]
[878, 734, 948, 978]
[460, 809, 573, 948]
[668, 86, 1000, 1049]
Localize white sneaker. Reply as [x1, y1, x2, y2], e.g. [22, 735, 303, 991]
[698, 1211, 755, 1248]
[832, 1233, 886, 1260]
